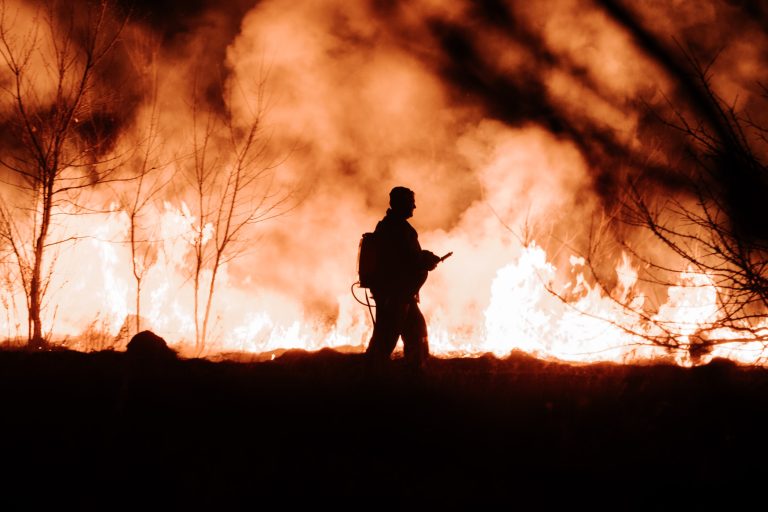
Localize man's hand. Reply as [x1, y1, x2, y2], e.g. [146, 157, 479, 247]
[422, 250, 442, 271]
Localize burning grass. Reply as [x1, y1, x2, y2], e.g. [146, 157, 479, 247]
[1, 344, 766, 507]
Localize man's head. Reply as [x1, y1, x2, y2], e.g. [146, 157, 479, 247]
[389, 186, 416, 218]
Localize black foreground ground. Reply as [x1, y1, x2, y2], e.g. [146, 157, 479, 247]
[2, 346, 767, 508]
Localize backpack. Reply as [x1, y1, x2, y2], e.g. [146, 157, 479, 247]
[357, 232, 379, 289]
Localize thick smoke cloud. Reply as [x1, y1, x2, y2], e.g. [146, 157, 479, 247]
[3, 0, 766, 351]
[238, 0, 762, 339]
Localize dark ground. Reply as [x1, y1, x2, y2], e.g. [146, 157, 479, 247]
[1, 346, 767, 509]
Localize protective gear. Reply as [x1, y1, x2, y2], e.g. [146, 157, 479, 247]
[365, 295, 428, 371]
[389, 186, 415, 210]
[370, 208, 425, 298]
[357, 232, 379, 289]
[365, 199, 432, 369]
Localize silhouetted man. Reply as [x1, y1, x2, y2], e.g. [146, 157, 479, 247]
[366, 186, 442, 371]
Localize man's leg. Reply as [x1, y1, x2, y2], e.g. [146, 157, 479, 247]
[402, 300, 429, 369]
[365, 296, 403, 363]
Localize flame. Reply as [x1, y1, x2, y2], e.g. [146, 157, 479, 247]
[0, 0, 766, 366]
[1, 198, 765, 367]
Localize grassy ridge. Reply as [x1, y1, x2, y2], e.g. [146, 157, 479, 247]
[1, 348, 766, 507]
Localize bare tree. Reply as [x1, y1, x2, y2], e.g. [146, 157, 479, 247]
[558, 52, 768, 361]
[0, 213, 24, 342]
[183, 73, 292, 354]
[115, 34, 175, 338]
[0, 0, 127, 348]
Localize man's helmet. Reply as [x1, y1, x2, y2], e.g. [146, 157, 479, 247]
[389, 186, 415, 209]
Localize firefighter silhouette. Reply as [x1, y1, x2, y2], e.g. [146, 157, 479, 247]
[365, 186, 442, 370]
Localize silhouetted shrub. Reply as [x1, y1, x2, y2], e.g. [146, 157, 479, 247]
[126, 330, 176, 362]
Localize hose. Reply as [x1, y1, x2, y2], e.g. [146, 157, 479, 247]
[351, 281, 376, 326]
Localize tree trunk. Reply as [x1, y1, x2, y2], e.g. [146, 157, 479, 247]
[28, 223, 45, 347]
[135, 279, 142, 334]
[28, 182, 53, 350]
[201, 259, 220, 354]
